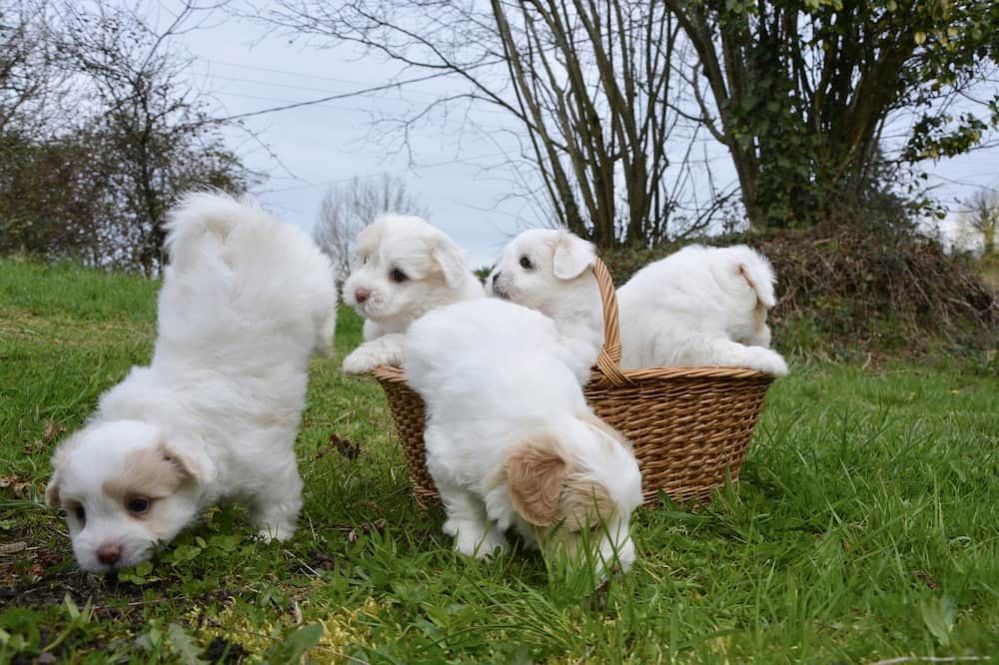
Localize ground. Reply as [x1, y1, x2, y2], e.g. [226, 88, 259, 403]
[1, 259, 997, 663]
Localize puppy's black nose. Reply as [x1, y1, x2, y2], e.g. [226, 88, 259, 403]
[492, 271, 501, 284]
[97, 542, 122, 566]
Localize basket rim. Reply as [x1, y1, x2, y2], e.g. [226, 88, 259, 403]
[369, 256, 781, 386]
[371, 363, 773, 384]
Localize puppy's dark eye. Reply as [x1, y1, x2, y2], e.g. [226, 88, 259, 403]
[389, 268, 409, 283]
[126, 497, 151, 514]
[73, 505, 86, 523]
[519, 256, 533, 270]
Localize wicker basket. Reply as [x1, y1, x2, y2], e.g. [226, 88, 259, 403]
[371, 259, 776, 506]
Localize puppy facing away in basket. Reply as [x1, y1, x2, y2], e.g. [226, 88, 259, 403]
[486, 229, 603, 384]
[45, 192, 338, 572]
[404, 298, 643, 575]
[617, 244, 788, 375]
[341, 214, 483, 374]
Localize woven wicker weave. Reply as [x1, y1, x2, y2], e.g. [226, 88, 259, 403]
[371, 259, 775, 506]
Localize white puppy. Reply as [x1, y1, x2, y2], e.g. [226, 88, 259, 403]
[45, 192, 338, 573]
[341, 214, 483, 374]
[486, 229, 603, 384]
[404, 299, 643, 574]
[617, 244, 788, 375]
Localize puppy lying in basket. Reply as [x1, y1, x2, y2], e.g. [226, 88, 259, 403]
[341, 214, 483, 374]
[45, 193, 338, 572]
[488, 230, 787, 375]
[404, 298, 643, 575]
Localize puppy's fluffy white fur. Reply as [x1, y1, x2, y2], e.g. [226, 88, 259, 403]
[45, 192, 338, 573]
[342, 214, 483, 373]
[486, 229, 603, 384]
[617, 244, 788, 375]
[404, 299, 642, 574]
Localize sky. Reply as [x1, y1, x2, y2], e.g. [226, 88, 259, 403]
[171, 3, 999, 266]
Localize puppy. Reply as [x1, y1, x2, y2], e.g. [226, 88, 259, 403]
[486, 229, 603, 384]
[617, 244, 788, 375]
[45, 192, 338, 572]
[341, 214, 483, 374]
[404, 299, 642, 575]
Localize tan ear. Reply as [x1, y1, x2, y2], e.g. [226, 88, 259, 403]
[45, 474, 61, 507]
[506, 434, 568, 526]
[552, 231, 596, 280]
[45, 442, 74, 507]
[430, 235, 467, 287]
[157, 441, 207, 483]
[562, 477, 615, 529]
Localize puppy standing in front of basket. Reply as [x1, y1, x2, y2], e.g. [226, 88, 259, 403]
[486, 229, 603, 385]
[404, 299, 643, 576]
[341, 215, 483, 374]
[45, 192, 338, 573]
[617, 245, 788, 375]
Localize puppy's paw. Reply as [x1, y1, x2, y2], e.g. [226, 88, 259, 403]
[257, 522, 296, 543]
[342, 338, 405, 374]
[342, 347, 381, 374]
[451, 523, 507, 559]
[748, 348, 788, 377]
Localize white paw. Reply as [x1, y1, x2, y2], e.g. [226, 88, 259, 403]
[342, 340, 404, 374]
[452, 524, 508, 559]
[257, 522, 295, 543]
[754, 349, 788, 377]
[342, 347, 380, 374]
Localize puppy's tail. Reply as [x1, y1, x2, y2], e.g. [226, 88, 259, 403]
[163, 191, 259, 271]
[730, 246, 776, 308]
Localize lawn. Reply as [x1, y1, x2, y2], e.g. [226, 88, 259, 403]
[1, 258, 997, 664]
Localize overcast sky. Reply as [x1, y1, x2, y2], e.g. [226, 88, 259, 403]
[172, 3, 999, 266]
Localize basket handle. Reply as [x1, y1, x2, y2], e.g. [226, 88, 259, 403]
[590, 258, 632, 387]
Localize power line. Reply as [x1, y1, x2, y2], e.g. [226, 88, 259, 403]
[258, 150, 520, 195]
[206, 59, 504, 125]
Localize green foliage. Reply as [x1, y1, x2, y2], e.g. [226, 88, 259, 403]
[2, 260, 998, 662]
[670, 0, 999, 230]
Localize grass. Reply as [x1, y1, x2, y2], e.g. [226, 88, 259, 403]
[1, 257, 998, 663]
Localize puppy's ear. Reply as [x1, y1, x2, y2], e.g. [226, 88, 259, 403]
[157, 441, 214, 484]
[735, 249, 776, 308]
[552, 231, 596, 280]
[430, 236, 468, 287]
[45, 440, 76, 507]
[45, 473, 61, 507]
[506, 434, 567, 526]
[562, 477, 615, 530]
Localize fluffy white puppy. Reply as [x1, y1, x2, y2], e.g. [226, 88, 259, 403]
[45, 192, 338, 573]
[404, 299, 643, 574]
[486, 229, 603, 384]
[617, 244, 788, 375]
[341, 214, 483, 374]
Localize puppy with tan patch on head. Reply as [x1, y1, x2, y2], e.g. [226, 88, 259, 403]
[617, 244, 788, 375]
[486, 229, 603, 385]
[45, 192, 338, 573]
[404, 298, 642, 575]
[341, 214, 484, 374]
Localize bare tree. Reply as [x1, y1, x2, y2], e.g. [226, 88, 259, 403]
[0, 0, 67, 136]
[314, 174, 428, 277]
[56, 0, 252, 274]
[959, 189, 999, 257]
[1, 1, 254, 271]
[261, 1, 704, 249]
